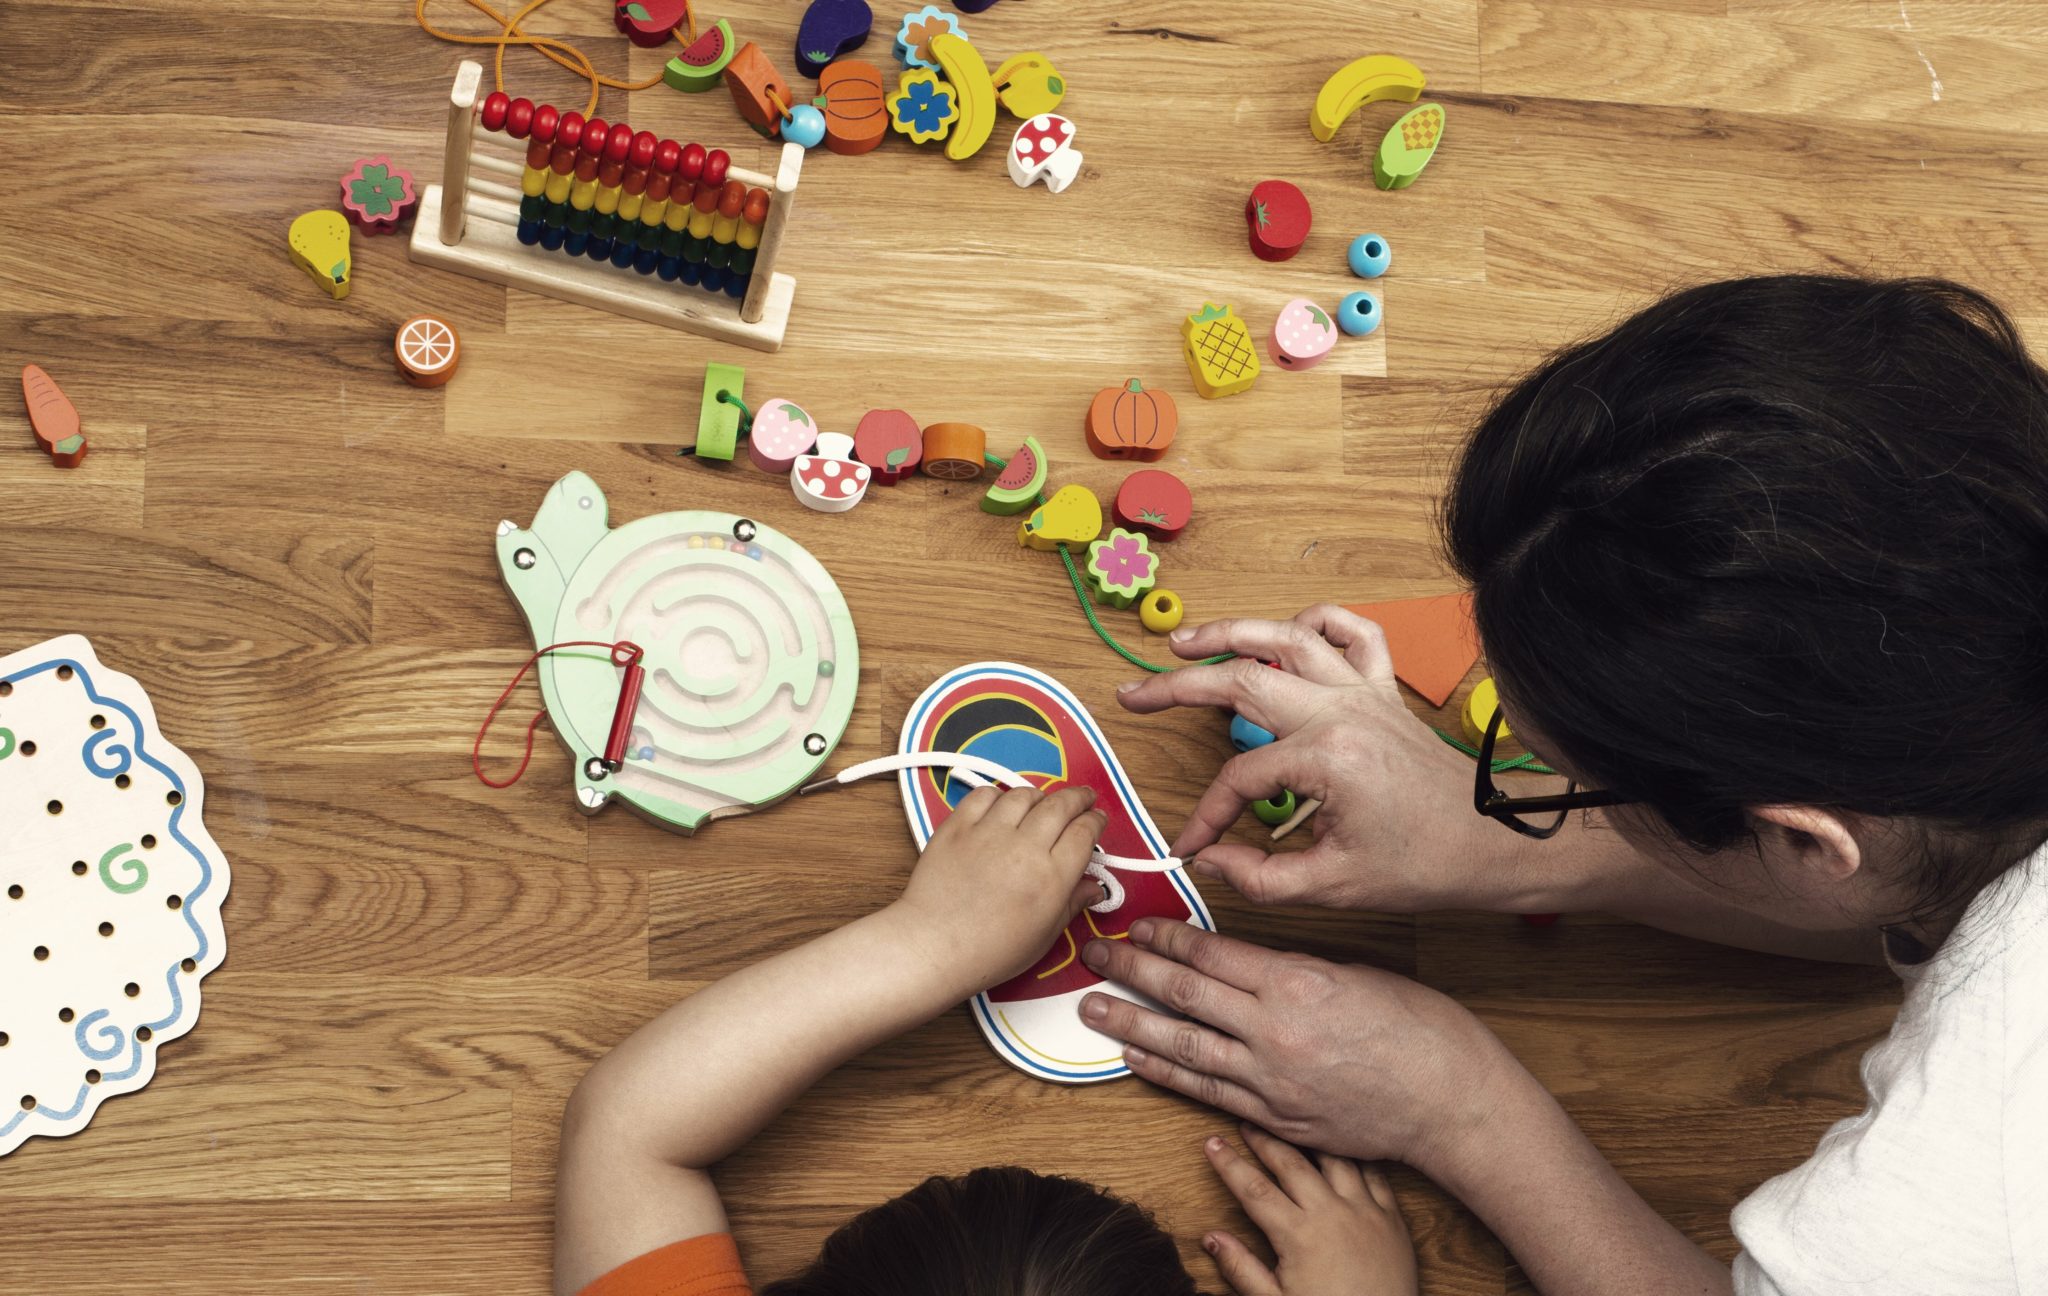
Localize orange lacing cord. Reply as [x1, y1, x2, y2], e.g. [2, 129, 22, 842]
[414, 0, 688, 117]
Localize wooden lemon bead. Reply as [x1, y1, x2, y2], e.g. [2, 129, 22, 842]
[1462, 676, 1508, 746]
[1139, 589, 1183, 634]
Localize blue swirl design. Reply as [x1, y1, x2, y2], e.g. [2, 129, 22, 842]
[0, 655, 217, 1145]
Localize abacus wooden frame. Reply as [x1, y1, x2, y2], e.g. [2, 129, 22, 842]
[408, 60, 802, 352]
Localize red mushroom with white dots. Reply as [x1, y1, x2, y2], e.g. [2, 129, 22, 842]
[1008, 114, 1082, 193]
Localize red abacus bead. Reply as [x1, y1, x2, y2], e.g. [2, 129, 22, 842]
[605, 126, 633, 164]
[702, 148, 729, 187]
[630, 130, 657, 169]
[718, 179, 745, 217]
[581, 118, 610, 158]
[557, 110, 585, 151]
[678, 141, 706, 182]
[653, 138, 682, 174]
[506, 97, 535, 138]
[532, 103, 560, 143]
[481, 91, 510, 131]
[743, 188, 769, 225]
[526, 138, 552, 168]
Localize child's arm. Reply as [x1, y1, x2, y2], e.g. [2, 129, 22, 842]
[553, 785, 1105, 1296]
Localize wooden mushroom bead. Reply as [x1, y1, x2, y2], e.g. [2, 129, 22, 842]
[1007, 114, 1081, 192]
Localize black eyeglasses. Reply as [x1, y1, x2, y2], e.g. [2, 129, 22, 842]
[1473, 706, 1631, 839]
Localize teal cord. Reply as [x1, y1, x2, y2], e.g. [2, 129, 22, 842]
[981, 451, 1553, 776]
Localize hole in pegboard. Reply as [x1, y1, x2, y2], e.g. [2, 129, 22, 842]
[6, 885, 21, 900]
[84, 1069, 100, 1085]
[166, 790, 183, 806]
[57, 1008, 73, 1023]
[115, 774, 130, 789]
[19, 1096, 34, 1111]
[56, 666, 73, 681]
[18, 741, 34, 756]
[98, 922, 114, 937]
[140, 835, 156, 849]
[32, 946, 49, 961]
[90, 714, 106, 730]
[0, 680, 10, 696]
[180, 958, 196, 973]
[166, 895, 182, 910]
[123, 982, 139, 998]
[136, 1026, 152, 1041]
[71, 861, 86, 876]
[45, 800, 61, 816]
[0, 1032, 8, 1046]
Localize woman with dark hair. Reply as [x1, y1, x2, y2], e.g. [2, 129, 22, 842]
[1093, 276, 2048, 1294]
[553, 782, 1416, 1296]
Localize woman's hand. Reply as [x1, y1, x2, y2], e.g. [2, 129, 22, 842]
[1079, 919, 1524, 1174]
[1205, 1125, 1417, 1296]
[1115, 604, 1545, 913]
[890, 784, 1106, 996]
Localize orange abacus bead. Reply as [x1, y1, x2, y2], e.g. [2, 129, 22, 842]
[526, 139, 551, 168]
[645, 173, 673, 203]
[694, 183, 720, 214]
[718, 180, 745, 218]
[600, 161, 624, 186]
[532, 103, 560, 143]
[743, 188, 770, 225]
[575, 152, 600, 182]
[551, 143, 577, 175]
[703, 149, 729, 187]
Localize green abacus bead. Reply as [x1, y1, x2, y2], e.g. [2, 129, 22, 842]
[1251, 791, 1297, 826]
[682, 233, 711, 263]
[728, 246, 757, 276]
[707, 240, 733, 269]
[519, 194, 547, 221]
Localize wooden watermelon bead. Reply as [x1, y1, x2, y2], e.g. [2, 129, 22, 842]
[920, 421, 985, 479]
[394, 315, 461, 387]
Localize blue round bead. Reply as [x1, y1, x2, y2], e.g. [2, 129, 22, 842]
[1348, 233, 1391, 278]
[1229, 714, 1276, 753]
[783, 104, 827, 150]
[1338, 292, 1381, 336]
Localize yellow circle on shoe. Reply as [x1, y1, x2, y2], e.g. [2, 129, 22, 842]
[1140, 589, 1184, 634]
[1462, 676, 1510, 746]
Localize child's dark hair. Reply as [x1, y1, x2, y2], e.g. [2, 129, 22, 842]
[758, 1165, 1200, 1296]
[1443, 275, 2048, 921]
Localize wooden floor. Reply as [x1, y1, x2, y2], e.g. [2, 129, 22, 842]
[6, 0, 2039, 1289]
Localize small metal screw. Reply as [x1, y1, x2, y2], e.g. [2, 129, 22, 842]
[514, 548, 538, 570]
[583, 757, 609, 781]
[803, 733, 827, 756]
[733, 518, 758, 542]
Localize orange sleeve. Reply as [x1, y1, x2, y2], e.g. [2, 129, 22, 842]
[575, 1232, 752, 1296]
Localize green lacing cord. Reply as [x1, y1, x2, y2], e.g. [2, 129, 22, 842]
[982, 452, 1553, 776]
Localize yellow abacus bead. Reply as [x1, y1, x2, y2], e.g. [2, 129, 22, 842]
[618, 192, 644, 221]
[664, 202, 690, 233]
[711, 213, 738, 244]
[688, 206, 715, 238]
[737, 221, 762, 251]
[1139, 589, 1184, 634]
[521, 166, 547, 198]
[544, 171, 572, 203]
[569, 177, 598, 210]
[1462, 677, 1509, 746]
[595, 185, 622, 215]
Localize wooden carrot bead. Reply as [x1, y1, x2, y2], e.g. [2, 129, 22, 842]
[482, 91, 511, 131]
[703, 148, 729, 186]
[532, 102, 559, 143]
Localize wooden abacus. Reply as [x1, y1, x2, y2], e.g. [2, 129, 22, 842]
[408, 60, 802, 351]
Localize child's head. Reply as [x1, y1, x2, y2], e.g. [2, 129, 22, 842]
[1444, 275, 2048, 925]
[759, 1165, 1200, 1296]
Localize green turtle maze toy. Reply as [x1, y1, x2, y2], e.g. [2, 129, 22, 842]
[495, 471, 859, 832]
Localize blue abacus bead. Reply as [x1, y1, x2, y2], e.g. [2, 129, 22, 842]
[538, 224, 567, 251]
[516, 218, 544, 246]
[1338, 291, 1381, 336]
[563, 230, 590, 257]
[610, 240, 637, 269]
[656, 256, 682, 282]
[635, 247, 661, 274]
[1229, 714, 1276, 753]
[724, 272, 747, 298]
[1348, 233, 1391, 278]
[783, 104, 827, 149]
[586, 236, 615, 261]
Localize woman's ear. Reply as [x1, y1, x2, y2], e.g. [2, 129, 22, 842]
[1752, 805, 1862, 881]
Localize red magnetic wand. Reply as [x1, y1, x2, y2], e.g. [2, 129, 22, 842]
[601, 641, 646, 771]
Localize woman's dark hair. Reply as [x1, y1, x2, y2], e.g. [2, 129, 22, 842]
[1443, 275, 2048, 921]
[758, 1165, 1200, 1296]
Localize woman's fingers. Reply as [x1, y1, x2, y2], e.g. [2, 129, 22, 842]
[1171, 744, 1314, 858]
[1291, 603, 1400, 688]
[1081, 990, 1257, 1079]
[1165, 616, 1364, 687]
[1204, 1229, 1282, 1296]
[1115, 656, 1326, 736]
[1120, 1041, 1275, 1126]
[1205, 1134, 1299, 1236]
[1186, 843, 1321, 908]
[1241, 1123, 1331, 1208]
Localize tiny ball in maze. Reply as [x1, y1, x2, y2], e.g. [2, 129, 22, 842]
[804, 733, 827, 755]
[733, 519, 758, 542]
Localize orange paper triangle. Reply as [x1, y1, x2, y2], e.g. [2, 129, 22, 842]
[1342, 592, 1479, 708]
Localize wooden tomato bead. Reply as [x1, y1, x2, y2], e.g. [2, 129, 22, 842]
[702, 148, 730, 187]
[481, 91, 511, 131]
[1139, 589, 1183, 634]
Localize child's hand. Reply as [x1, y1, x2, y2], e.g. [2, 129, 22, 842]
[1204, 1124, 1418, 1296]
[890, 784, 1106, 994]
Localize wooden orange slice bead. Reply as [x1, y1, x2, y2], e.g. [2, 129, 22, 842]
[920, 421, 986, 479]
[395, 316, 461, 388]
